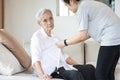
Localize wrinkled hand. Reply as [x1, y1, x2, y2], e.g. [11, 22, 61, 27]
[56, 40, 65, 48]
[41, 74, 52, 80]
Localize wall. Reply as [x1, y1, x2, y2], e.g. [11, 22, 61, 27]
[4, 0, 120, 45]
[54, 16, 78, 39]
[115, 0, 120, 17]
[0, 0, 2, 28]
[4, 0, 78, 46]
[4, 0, 57, 44]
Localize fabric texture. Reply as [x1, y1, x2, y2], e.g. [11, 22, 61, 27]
[0, 29, 31, 69]
[0, 43, 24, 75]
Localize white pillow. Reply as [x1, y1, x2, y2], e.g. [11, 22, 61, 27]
[0, 43, 24, 76]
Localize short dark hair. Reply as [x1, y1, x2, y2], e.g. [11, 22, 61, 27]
[63, 0, 80, 4]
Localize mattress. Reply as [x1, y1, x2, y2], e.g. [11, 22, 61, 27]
[0, 71, 63, 80]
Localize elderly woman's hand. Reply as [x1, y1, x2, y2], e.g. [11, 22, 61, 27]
[56, 40, 65, 48]
[41, 74, 52, 80]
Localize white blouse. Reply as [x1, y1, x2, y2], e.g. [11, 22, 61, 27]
[30, 28, 76, 75]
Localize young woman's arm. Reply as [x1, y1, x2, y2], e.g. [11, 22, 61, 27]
[56, 30, 90, 48]
[67, 30, 90, 45]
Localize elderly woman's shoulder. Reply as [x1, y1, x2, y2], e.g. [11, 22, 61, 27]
[31, 29, 42, 39]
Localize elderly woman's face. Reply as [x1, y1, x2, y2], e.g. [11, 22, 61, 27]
[39, 11, 54, 32]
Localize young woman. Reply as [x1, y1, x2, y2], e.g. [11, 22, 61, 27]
[56, 0, 120, 80]
[31, 8, 95, 80]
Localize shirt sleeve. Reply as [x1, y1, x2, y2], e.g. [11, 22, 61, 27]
[76, 3, 89, 31]
[62, 52, 69, 60]
[30, 36, 42, 65]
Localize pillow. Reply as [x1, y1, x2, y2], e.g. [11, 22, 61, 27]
[0, 29, 31, 69]
[0, 43, 24, 76]
[86, 62, 96, 67]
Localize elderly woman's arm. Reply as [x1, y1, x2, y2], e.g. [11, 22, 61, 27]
[34, 61, 52, 80]
[66, 57, 78, 65]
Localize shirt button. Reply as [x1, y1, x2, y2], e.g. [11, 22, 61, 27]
[57, 71, 60, 74]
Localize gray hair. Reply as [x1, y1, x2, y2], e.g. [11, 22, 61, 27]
[35, 9, 52, 21]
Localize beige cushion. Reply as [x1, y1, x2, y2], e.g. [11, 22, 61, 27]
[118, 58, 120, 64]
[0, 29, 31, 69]
[63, 42, 84, 64]
[86, 62, 96, 67]
[0, 43, 24, 75]
[115, 64, 120, 80]
[84, 38, 100, 64]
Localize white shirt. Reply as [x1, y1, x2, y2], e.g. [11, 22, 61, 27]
[76, 0, 120, 46]
[30, 28, 76, 75]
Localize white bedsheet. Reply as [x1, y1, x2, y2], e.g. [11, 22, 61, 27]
[0, 71, 63, 80]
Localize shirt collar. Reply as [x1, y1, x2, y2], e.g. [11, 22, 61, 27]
[40, 27, 54, 38]
[76, 0, 84, 15]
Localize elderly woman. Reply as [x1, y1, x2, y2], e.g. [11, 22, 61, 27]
[31, 9, 83, 80]
[30, 8, 95, 80]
